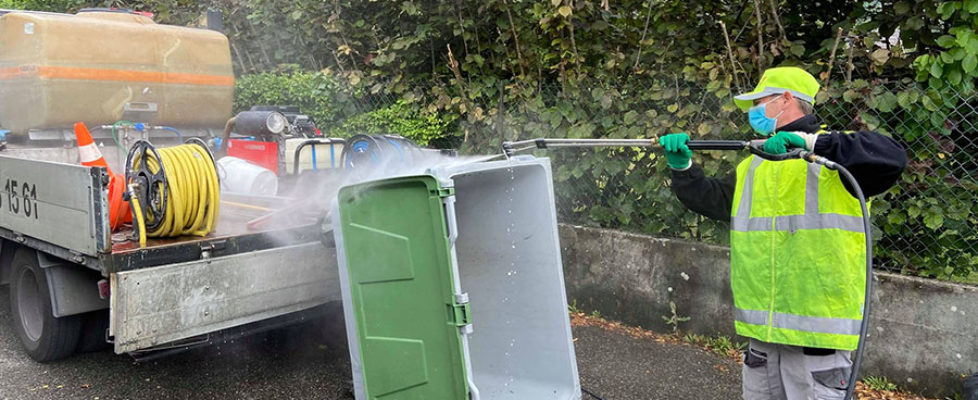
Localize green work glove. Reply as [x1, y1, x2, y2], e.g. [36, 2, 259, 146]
[658, 133, 692, 169]
[762, 131, 810, 155]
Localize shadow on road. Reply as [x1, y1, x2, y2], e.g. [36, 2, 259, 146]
[0, 287, 354, 400]
[0, 286, 743, 400]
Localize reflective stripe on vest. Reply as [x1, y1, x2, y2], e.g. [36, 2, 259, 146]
[732, 158, 863, 233]
[733, 307, 862, 336]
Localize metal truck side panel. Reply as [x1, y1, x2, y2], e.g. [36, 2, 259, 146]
[110, 242, 339, 354]
[0, 155, 108, 256]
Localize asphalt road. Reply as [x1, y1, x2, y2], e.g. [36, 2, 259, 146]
[0, 287, 740, 400]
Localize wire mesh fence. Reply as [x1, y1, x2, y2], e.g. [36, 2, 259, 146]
[347, 78, 978, 281]
[814, 84, 978, 279]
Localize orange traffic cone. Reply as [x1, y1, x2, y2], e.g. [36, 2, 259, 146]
[75, 122, 112, 172]
[74, 122, 132, 230]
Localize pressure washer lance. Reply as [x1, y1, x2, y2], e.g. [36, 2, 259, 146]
[503, 137, 872, 400]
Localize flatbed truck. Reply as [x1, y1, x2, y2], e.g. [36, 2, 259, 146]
[0, 8, 341, 362]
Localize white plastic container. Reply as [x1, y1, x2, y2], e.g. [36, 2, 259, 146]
[216, 156, 278, 196]
[284, 138, 345, 174]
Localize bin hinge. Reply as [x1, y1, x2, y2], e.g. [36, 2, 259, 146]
[452, 293, 472, 328]
[437, 187, 455, 198]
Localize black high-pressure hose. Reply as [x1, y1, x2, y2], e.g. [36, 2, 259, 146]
[503, 138, 873, 400]
[799, 152, 872, 400]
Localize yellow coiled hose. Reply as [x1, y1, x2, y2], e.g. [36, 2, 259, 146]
[127, 142, 220, 247]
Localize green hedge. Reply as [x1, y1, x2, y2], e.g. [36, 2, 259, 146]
[331, 100, 460, 147]
[234, 68, 460, 147]
[233, 66, 352, 129]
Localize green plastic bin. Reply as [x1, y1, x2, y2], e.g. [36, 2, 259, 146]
[333, 156, 580, 400]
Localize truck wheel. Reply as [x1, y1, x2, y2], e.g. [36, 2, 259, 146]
[9, 248, 81, 362]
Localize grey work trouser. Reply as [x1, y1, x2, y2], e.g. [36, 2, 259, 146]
[742, 338, 852, 400]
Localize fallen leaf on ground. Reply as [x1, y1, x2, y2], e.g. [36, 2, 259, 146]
[570, 312, 938, 400]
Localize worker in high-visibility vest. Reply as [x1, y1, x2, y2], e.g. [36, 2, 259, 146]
[659, 67, 907, 400]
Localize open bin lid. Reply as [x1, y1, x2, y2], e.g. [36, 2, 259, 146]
[333, 175, 472, 399]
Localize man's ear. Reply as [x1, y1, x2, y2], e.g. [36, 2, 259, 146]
[781, 91, 802, 113]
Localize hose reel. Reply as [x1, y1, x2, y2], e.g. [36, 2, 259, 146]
[340, 134, 422, 170]
[125, 138, 221, 246]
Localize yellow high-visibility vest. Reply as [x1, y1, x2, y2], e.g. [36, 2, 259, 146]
[730, 143, 867, 351]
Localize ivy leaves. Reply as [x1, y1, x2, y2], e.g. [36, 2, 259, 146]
[896, 1, 978, 89]
[41, 0, 969, 280]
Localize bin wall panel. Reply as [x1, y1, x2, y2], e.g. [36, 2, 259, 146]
[451, 159, 581, 400]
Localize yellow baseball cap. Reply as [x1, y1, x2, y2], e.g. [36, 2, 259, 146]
[734, 67, 820, 111]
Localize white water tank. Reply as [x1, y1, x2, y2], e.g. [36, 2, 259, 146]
[216, 156, 278, 196]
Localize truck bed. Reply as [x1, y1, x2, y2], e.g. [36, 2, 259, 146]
[110, 205, 273, 253]
[0, 154, 341, 354]
[104, 196, 329, 273]
[0, 153, 331, 273]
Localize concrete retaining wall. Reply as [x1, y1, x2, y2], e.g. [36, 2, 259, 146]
[558, 224, 978, 396]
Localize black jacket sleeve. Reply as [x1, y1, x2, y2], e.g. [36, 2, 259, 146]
[670, 163, 736, 222]
[813, 131, 907, 198]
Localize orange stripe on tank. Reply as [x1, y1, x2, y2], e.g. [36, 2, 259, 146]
[0, 65, 233, 86]
[0, 66, 29, 79]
